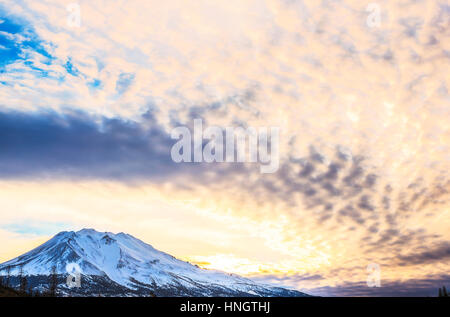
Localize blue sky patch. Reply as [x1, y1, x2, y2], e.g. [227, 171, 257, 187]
[65, 58, 80, 77]
[0, 13, 54, 71]
[1, 221, 73, 236]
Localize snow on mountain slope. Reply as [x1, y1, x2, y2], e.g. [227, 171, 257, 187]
[0, 229, 309, 297]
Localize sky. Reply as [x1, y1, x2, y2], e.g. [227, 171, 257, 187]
[0, 0, 449, 296]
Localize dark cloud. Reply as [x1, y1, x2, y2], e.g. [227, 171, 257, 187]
[0, 108, 266, 184]
[382, 196, 390, 210]
[307, 274, 450, 297]
[343, 165, 365, 186]
[395, 242, 450, 266]
[364, 174, 377, 188]
[257, 146, 381, 225]
[323, 163, 341, 180]
[358, 195, 375, 211]
[0, 109, 187, 180]
[254, 273, 325, 283]
[299, 161, 315, 178]
[250, 273, 325, 290]
[339, 205, 365, 225]
[254, 270, 450, 296]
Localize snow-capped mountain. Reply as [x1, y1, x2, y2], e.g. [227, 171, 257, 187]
[0, 229, 308, 297]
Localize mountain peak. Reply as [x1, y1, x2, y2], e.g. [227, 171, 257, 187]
[77, 228, 98, 235]
[0, 229, 309, 297]
[75, 229, 133, 241]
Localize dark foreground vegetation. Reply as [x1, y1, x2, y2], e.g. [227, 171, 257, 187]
[0, 265, 58, 297]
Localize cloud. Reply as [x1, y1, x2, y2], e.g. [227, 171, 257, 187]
[395, 242, 450, 266]
[115, 72, 135, 95]
[0, 109, 180, 180]
[0, 108, 256, 182]
[307, 274, 450, 297]
[0, 0, 449, 296]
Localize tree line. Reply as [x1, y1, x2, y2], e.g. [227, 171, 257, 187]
[0, 264, 59, 297]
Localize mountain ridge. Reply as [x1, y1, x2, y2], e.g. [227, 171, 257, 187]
[0, 228, 309, 297]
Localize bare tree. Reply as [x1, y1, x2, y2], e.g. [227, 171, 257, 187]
[49, 265, 58, 297]
[19, 264, 28, 294]
[5, 266, 11, 288]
